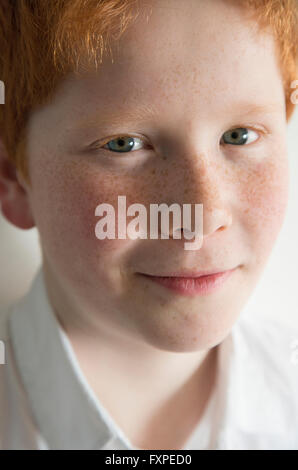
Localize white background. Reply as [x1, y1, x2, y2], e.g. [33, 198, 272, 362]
[0, 108, 298, 328]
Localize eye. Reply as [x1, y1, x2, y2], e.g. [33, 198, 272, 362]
[101, 135, 147, 153]
[221, 127, 259, 146]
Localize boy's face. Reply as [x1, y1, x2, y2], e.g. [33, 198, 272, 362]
[15, 0, 289, 349]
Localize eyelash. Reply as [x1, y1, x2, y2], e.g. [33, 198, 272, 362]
[90, 126, 265, 155]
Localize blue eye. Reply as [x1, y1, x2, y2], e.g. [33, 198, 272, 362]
[221, 128, 259, 146]
[102, 136, 145, 153]
[95, 127, 260, 156]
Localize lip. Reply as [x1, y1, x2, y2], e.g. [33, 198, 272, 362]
[142, 269, 234, 278]
[137, 267, 238, 296]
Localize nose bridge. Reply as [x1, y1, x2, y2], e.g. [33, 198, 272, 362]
[167, 150, 233, 239]
[182, 152, 222, 204]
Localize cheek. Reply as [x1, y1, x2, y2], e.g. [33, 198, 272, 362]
[31, 160, 144, 279]
[237, 156, 289, 261]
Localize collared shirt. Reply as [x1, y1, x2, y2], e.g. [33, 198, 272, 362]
[0, 266, 298, 450]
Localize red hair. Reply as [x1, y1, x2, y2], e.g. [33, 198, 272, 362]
[0, 0, 297, 186]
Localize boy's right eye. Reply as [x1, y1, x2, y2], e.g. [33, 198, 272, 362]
[95, 135, 149, 154]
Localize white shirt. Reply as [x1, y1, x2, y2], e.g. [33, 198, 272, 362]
[0, 266, 298, 450]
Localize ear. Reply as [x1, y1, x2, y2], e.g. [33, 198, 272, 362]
[0, 138, 35, 229]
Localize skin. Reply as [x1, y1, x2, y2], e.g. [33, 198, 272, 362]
[0, 0, 290, 449]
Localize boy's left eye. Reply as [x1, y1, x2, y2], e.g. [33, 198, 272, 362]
[221, 127, 259, 146]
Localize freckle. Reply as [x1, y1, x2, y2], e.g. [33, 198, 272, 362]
[151, 169, 156, 175]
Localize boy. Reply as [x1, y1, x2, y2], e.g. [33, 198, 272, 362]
[0, 0, 298, 450]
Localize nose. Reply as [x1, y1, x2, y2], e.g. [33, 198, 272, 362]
[165, 152, 233, 241]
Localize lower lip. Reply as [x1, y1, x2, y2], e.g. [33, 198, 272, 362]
[138, 269, 237, 296]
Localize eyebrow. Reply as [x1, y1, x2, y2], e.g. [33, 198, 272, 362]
[228, 101, 284, 117]
[76, 102, 160, 129]
[73, 100, 284, 130]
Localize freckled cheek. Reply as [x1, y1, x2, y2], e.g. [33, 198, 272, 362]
[47, 176, 140, 262]
[239, 159, 289, 258]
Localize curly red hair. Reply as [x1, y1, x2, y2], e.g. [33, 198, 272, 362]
[0, 0, 297, 185]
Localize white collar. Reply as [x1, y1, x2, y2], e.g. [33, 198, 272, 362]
[8, 267, 132, 449]
[7, 267, 294, 449]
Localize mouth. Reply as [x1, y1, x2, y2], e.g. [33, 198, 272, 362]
[137, 267, 238, 297]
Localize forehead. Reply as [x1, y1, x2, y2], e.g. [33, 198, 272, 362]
[32, 0, 284, 130]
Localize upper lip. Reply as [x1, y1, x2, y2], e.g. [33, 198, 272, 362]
[139, 267, 237, 278]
